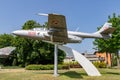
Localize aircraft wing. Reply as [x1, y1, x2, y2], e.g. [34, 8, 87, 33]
[48, 14, 68, 44]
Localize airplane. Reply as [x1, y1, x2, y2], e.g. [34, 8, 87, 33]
[12, 13, 115, 44]
[12, 13, 115, 76]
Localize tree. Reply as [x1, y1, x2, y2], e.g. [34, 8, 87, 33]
[93, 13, 120, 67]
[108, 13, 120, 67]
[0, 34, 14, 48]
[22, 20, 42, 29]
[0, 34, 15, 65]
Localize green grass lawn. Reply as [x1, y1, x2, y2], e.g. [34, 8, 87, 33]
[0, 68, 120, 80]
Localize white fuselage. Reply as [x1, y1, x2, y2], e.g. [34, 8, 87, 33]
[12, 28, 103, 44]
[68, 31, 102, 38]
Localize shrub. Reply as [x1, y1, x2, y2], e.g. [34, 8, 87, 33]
[93, 62, 99, 68]
[99, 62, 106, 68]
[25, 64, 69, 70]
[93, 62, 106, 68]
[63, 61, 81, 68]
[1, 66, 22, 69]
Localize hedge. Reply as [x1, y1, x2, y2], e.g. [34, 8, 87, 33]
[63, 61, 81, 68]
[25, 64, 69, 70]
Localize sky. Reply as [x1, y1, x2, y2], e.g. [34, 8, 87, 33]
[0, 0, 120, 53]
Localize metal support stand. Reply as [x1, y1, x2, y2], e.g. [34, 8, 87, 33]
[53, 44, 59, 77]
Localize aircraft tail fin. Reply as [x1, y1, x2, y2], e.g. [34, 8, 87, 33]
[94, 22, 115, 39]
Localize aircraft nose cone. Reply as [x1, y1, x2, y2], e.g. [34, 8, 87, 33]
[12, 30, 27, 36]
[12, 30, 21, 35]
[12, 31, 17, 35]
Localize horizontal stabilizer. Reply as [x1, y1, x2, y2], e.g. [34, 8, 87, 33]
[101, 27, 116, 34]
[94, 22, 115, 35]
[93, 22, 115, 39]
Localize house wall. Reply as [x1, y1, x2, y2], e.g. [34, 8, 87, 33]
[95, 52, 111, 66]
